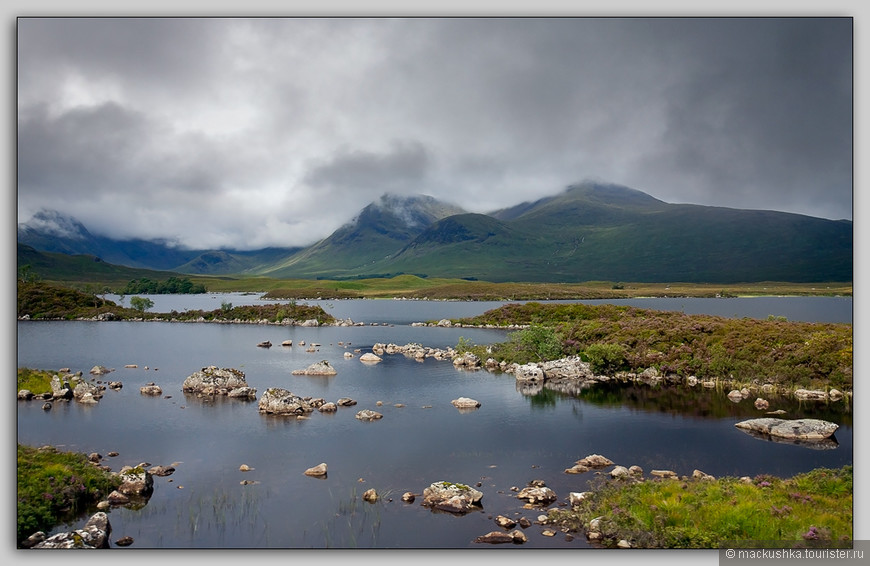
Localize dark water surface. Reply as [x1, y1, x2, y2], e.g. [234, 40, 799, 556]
[16, 297, 853, 549]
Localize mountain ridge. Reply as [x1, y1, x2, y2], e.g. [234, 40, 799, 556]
[18, 181, 852, 283]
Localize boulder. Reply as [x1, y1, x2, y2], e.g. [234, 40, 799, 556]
[50, 376, 73, 400]
[735, 418, 839, 440]
[227, 387, 257, 400]
[569, 492, 594, 506]
[359, 352, 382, 363]
[451, 397, 481, 409]
[754, 398, 770, 410]
[304, 463, 327, 477]
[576, 454, 614, 468]
[291, 360, 337, 376]
[516, 484, 557, 505]
[182, 366, 248, 395]
[363, 488, 378, 502]
[727, 389, 744, 402]
[355, 409, 383, 421]
[32, 512, 111, 549]
[541, 356, 594, 380]
[564, 463, 590, 474]
[495, 515, 517, 528]
[139, 383, 163, 396]
[421, 481, 484, 514]
[453, 352, 481, 368]
[793, 389, 828, 401]
[73, 381, 103, 402]
[258, 388, 314, 415]
[474, 530, 526, 544]
[514, 363, 545, 384]
[336, 397, 357, 406]
[257, 341, 272, 348]
[148, 465, 175, 477]
[117, 466, 153, 497]
[610, 466, 630, 479]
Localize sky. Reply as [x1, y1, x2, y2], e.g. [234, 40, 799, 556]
[16, 14, 854, 251]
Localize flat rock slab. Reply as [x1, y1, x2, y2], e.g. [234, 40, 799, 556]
[734, 418, 838, 440]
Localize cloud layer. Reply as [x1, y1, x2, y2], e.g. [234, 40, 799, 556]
[17, 17, 852, 250]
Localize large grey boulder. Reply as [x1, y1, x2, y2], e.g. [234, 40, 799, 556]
[421, 481, 484, 514]
[258, 388, 314, 415]
[291, 360, 337, 376]
[50, 375, 74, 400]
[541, 356, 594, 380]
[117, 465, 154, 497]
[514, 363, 545, 384]
[735, 418, 839, 440]
[31, 512, 111, 549]
[182, 366, 248, 395]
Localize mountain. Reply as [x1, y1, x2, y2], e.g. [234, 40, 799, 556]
[18, 182, 853, 284]
[256, 193, 467, 279]
[392, 183, 853, 282]
[371, 182, 852, 283]
[16, 243, 192, 287]
[17, 210, 300, 275]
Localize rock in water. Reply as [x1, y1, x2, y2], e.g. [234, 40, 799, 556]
[734, 418, 838, 440]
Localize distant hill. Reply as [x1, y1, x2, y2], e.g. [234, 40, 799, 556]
[256, 193, 467, 279]
[17, 210, 301, 275]
[18, 181, 852, 283]
[16, 243, 191, 287]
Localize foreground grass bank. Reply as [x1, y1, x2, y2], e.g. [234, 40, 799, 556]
[17, 444, 122, 546]
[547, 465, 853, 548]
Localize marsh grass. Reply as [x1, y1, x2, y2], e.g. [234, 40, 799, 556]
[548, 466, 852, 548]
[16, 444, 123, 546]
[175, 483, 271, 546]
[316, 486, 399, 548]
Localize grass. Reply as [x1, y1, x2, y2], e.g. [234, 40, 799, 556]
[16, 444, 123, 546]
[17, 367, 56, 396]
[450, 302, 853, 392]
[547, 466, 852, 548]
[17, 280, 335, 325]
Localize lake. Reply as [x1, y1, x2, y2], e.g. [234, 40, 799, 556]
[16, 296, 853, 549]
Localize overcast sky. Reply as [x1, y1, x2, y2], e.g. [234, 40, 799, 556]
[16, 16, 853, 251]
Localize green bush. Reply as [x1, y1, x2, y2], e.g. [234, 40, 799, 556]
[585, 342, 627, 374]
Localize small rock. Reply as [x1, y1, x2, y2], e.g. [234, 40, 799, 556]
[114, 536, 134, 547]
[610, 466, 630, 479]
[304, 463, 328, 477]
[495, 515, 517, 528]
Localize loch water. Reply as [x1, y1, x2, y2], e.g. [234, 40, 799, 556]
[16, 295, 853, 549]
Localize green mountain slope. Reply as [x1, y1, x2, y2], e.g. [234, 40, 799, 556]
[356, 182, 852, 283]
[257, 193, 466, 279]
[16, 243, 192, 287]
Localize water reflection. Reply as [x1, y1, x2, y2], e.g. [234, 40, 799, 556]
[735, 427, 840, 450]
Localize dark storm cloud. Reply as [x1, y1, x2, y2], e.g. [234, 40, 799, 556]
[16, 16, 853, 250]
[304, 141, 431, 195]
